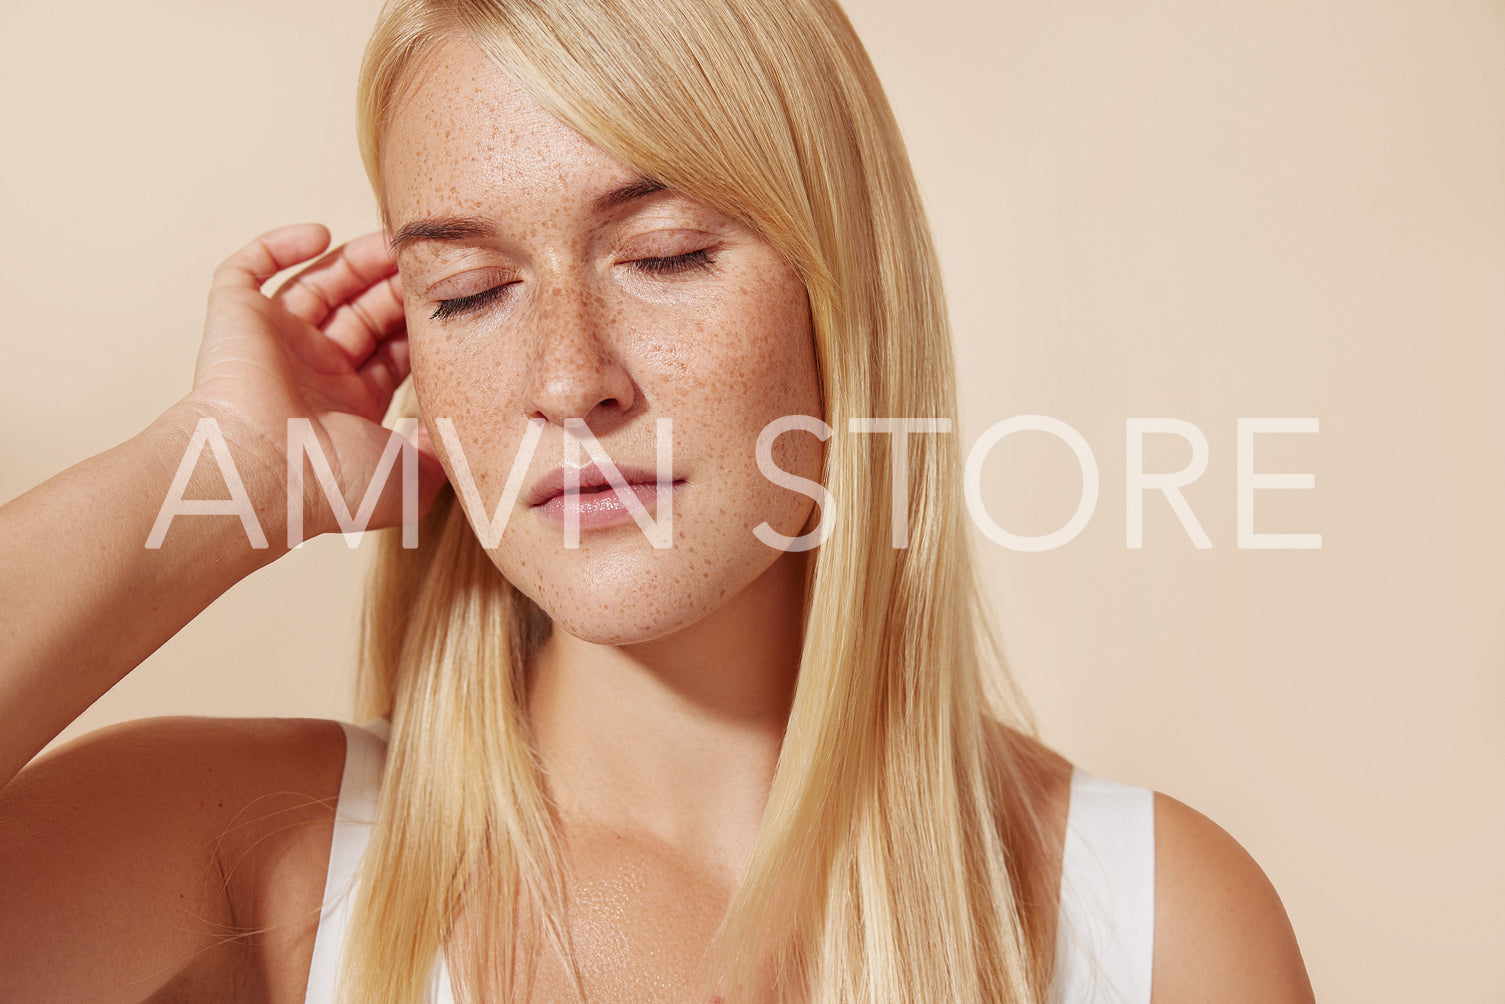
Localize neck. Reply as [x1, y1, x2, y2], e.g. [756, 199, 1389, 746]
[525, 549, 807, 874]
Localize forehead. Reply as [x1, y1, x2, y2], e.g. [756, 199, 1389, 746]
[380, 36, 634, 226]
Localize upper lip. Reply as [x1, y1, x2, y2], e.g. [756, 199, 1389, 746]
[524, 463, 683, 508]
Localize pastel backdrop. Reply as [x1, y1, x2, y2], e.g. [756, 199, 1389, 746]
[3, 2, 1501, 1001]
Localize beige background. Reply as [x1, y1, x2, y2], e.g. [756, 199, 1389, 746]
[3, 2, 1502, 1001]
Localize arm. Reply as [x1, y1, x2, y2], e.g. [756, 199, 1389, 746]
[0, 402, 285, 786]
[1151, 792, 1316, 1003]
[0, 223, 436, 997]
[0, 223, 441, 787]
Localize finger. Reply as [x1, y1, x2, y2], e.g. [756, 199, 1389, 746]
[368, 418, 450, 528]
[322, 272, 405, 364]
[411, 421, 451, 516]
[355, 333, 411, 409]
[394, 417, 443, 476]
[408, 418, 436, 463]
[271, 231, 397, 328]
[211, 223, 332, 293]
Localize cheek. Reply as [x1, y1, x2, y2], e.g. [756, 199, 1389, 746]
[702, 284, 820, 473]
[407, 322, 521, 492]
[408, 331, 467, 472]
[663, 271, 818, 425]
[643, 280, 820, 542]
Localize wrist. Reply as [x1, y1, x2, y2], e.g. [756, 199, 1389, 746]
[145, 399, 295, 566]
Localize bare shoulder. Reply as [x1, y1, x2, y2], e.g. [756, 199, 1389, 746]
[1151, 791, 1315, 1004]
[17, 714, 346, 793]
[0, 715, 347, 1003]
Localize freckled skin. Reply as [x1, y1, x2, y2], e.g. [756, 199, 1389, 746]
[382, 38, 822, 1000]
[383, 40, 822, 646]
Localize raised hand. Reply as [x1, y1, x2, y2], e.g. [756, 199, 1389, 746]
[0, 223, 453, 783]
[184, 223, 445, 541]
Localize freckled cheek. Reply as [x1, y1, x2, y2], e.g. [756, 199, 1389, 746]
[678, 316, 821, 502]
[407, 329, 465, 433]
[406, 326, 521, 487]
[695, 300, 819, 424]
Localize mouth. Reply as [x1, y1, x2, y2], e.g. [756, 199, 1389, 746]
[525, 463, 684, 508]
[526, 463, 687, 531]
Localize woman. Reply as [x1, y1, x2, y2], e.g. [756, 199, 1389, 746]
[0, 0, 1314, 1001]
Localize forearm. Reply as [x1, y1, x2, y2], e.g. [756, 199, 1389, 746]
[0, 403, 289, 785]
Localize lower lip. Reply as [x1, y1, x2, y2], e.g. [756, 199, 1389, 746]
[531, 480, 685, 530]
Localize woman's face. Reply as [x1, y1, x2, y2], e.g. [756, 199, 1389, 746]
[381, 38, 822, 645]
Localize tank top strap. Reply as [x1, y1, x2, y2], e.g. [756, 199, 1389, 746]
[1050, 767, 1156, 1004]
[302, 718, 455, 1004]
[303, 718, 389, 1003]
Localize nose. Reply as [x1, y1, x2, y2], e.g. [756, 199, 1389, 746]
[520, 277, 637, 432]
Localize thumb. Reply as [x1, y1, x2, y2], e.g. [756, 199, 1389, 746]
[401, 418, 450, 518]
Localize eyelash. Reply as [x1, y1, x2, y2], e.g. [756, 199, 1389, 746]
[430, 284, 510, 321]
[428, 248, 719, 321]
[636, 247, 717, 276]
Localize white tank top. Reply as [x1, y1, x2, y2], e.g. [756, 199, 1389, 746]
[304, 720, 1154, 1004]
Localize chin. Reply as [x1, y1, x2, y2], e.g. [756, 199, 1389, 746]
[501, 542, 786, 648]
[526, 581, 725, 647]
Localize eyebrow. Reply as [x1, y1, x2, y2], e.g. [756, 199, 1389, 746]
[388, 216, 498, 255]
[388, 178, 671, 257]
[591, 177, 667, 213]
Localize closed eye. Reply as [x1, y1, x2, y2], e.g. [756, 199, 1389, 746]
[430, 283, 514, 321]
[429, 248, 716, 321]
[633, 248, 717, 275]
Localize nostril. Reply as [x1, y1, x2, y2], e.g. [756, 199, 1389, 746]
[521, 337, 638, 428]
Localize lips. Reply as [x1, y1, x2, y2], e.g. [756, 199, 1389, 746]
[524, 462, 683, 508]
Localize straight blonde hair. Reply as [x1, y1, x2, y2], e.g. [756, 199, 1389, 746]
[346, 1, 1057, 1000]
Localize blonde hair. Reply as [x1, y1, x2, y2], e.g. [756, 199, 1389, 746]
[346, 1, 1056, 1001]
